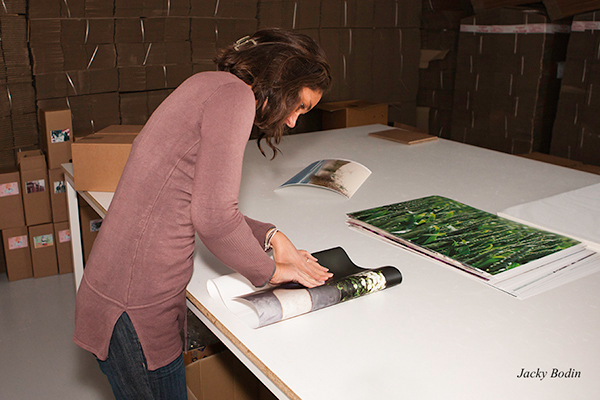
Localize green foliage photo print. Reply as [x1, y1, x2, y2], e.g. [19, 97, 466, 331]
[348, 196, 580, 276]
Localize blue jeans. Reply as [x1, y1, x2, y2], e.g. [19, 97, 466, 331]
[97, 312, 187, 400]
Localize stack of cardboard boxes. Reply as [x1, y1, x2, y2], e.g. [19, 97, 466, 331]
[0, 40, 11, 170]
[30, 18, 118, 99]
[450, 6, 569, 154]
[257, 1, 420, 125]
[418, 0, 470, 137]
[1, 109, 74, 281]
[550, 11, 600, 167]
[471, 0, 600, 22]
[0, 14, 38, 170]
[2, 1, 431, 160]
[190, 7, 258, 73]
[320, 0, 421, 125]
[116, 16, 191, 124]
[30, 16, 121, 137]
[28, 0, 114, 18]
[27, 2, 264, 140]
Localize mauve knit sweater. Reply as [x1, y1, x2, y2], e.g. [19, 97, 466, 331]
[74, 72, 276, 370]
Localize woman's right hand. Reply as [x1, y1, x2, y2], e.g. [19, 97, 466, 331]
[269, 231, 333, 288]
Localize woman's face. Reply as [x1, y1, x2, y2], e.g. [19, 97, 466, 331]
[284, 88, 323, 128]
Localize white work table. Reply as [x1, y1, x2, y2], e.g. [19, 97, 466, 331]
[64, 124, 600, 400]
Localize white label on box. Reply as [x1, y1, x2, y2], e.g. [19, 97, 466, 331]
[51, 128, 71, 143]
[33, 234, 54, 249]
[8, 235, 28, 250]
[90, 219, 103, 232]
[572, 21, 600, 32]
[54, 180, 66, 194]
[59, 229, 71, 243]
[0, 182, 19, 197]
[26, 179, 46, 194]
[460, 23, 570, 34]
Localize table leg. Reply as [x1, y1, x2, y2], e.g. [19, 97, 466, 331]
[65, 178, 85, 291]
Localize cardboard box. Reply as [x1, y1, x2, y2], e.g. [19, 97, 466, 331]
[346, 29, 374, 101]
[17, 150, 52, 226]
[0, 236, 6, 275]
[374, 0, 421, 28]
[372, 27, 420, 103]
[388, 101, 418, 127]
[183, 343, 226, 366]
[96, 124, 143, 135]
[369, 123, 438, 145]
[39, 108, 73, 170]
[79, 199, 103, 263]
[71, 133, 136, 191]
[428, 108, 453, 139]
[53, 221, 73, 274]
[318, 100, 388, 130]
[539, 0, 598, 20]
[114, 17, 190, 43]
[417, 106, 431, 133]
[517, 152, 600, 175]
[0, 169, 26, 230]
[118, 64, 193, 92]
[116, 42, 190, 67]
[28, 223, 58, 278]
[422, 8, 469, 31]
[120, 92, 151, 124]
[320, 0, 375, 28]
[35, 69, 119, 100]
[60, 18, 115, 44]
[2, 226, 33, 281]
[517, 152, 582, 168]
[62, 44, 117, 71]
[48, 168, 68, 222]
[420, 49, 450, 69]
[258, 0, 321, 30]
[185, 350, 265, 400]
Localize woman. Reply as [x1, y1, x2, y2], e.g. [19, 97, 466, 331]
[73, 29, 333, 399]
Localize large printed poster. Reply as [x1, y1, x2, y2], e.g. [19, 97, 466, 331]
[208, 247, 402, 328]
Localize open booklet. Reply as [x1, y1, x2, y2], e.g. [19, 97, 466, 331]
[347, 195, 600, 299]
[276, 159, 371, 198]
[207, 247, 402, 328]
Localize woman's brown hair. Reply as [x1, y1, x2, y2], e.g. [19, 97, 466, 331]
[214, 28, 332, 157]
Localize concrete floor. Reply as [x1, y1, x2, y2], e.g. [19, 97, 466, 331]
[0, 272, 114, 399]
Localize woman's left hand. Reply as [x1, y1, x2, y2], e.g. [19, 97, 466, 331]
[269, 231, 333, 288]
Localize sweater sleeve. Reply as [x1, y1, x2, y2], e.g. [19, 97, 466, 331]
[191, 80, 276, 287]
[244, 216, 275, 249]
